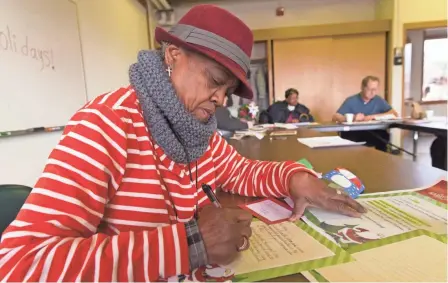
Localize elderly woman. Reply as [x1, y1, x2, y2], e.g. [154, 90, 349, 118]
[0, 5, 365, 282]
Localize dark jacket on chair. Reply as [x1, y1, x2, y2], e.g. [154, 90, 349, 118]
[268, 101, 314, 123]
[215, 107, 249, 132]
[430, 136, 447, 170]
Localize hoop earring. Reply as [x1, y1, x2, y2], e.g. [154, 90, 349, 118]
[166, 66, 173, 77]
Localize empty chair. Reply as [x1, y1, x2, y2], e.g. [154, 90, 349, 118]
[0, 185, 32, 238]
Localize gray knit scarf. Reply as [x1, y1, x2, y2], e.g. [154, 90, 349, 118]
[129, 50, 217, 164]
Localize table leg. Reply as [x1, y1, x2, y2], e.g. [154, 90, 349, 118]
[412, 131, 419, 161]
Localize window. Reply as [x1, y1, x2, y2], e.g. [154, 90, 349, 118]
[403, 42, 412, 100]
[422, 38, 448, 101]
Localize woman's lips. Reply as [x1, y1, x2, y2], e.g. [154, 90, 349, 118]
[195, 107, 215, 122]
[196, 109, 210, 121]
[200, 108, 214, 118]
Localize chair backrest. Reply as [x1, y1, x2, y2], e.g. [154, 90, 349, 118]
[0, 185, 32, 238]
[258, 110, 272, 124]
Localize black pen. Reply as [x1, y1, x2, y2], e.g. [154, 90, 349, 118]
[201, 184, 222, 208]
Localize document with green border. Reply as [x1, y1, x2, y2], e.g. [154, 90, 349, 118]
[303, 229, 447, 282]
[185, 219, 354, 282]
[302, 180, 447, 249]
[229, 220, 353, 282]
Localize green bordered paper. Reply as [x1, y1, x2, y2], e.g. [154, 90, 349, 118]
[305, 229, 447, 282]
[302, 180, 447, 250]
[294, 159, 447, 282]
[357, 186, 447, 210]
[184, 219, 354, 282]
[229, 220, 353, 282]
[297, 158, 314, 170]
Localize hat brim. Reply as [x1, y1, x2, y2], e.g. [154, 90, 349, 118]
[155, 27, 253, 100]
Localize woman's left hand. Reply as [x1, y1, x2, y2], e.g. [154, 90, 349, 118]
[288, 172, 367, 221]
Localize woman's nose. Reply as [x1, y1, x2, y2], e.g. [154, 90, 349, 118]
[211, 91, 227, 107]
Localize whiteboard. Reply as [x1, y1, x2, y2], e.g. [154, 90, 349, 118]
[0, 0, 87, 132]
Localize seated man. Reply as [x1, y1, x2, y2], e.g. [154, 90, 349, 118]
[332, 76, 398, 152]
[268, 88, 314, 123]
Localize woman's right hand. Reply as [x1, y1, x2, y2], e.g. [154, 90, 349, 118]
[198, 206, 252, 265]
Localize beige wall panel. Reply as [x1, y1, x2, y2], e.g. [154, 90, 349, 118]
[273, 33, 386, 121]
[331, 33, 387, 117]
[273, 37, 333, 121]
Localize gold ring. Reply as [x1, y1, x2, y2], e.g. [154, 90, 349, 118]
[238, 236, 249, 251]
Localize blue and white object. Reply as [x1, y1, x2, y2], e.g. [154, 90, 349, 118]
[322, 170, 362, 199]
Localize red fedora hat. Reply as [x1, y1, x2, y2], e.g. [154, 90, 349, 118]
[155, 5, 254, 99]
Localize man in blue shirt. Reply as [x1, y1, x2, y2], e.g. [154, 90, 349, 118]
[332, 76, 398, 152]
[333, 76, 397, 123]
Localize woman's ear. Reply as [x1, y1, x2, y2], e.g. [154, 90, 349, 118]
[164, 45, 182, 66]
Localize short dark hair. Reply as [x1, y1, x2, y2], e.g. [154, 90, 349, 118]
[285, 88, 299, 98]
[361, 76, 380, 88]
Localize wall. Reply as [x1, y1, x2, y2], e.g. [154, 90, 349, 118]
[374, 0, 393, 20]
[399, 0, 448, 24]
[404, 29, 447, 117]
[397, 0, 448, 121]
[375, 0, 447, 144]
[77, 0, 149, 98]
[173, 0, 377, 30]
[0, 0, 149, 186]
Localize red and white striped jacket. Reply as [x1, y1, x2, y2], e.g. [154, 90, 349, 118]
[0, 86, 315, 282]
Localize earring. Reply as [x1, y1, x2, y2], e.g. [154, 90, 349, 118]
[166, 66, 173, 77]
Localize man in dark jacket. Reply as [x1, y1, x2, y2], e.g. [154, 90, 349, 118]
[268, 88, 314, 123]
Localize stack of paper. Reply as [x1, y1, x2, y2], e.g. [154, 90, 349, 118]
[291, 122, 319, 127]
[271, 130, 297, 136]
[297, 136, 365, 148]
[274, 123, 298, 129]
[231, 130, 266, 140]
[248, 126, 269, 132]
[252, 124, 275, 129]
[342, 120, 381, 125]
[373, 114, 402, 121]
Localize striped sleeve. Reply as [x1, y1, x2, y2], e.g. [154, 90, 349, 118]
[211, 133, 319, 197]
[0, 104, 189, 282]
